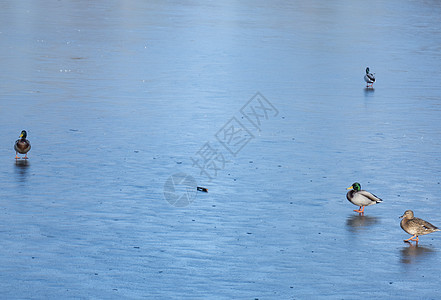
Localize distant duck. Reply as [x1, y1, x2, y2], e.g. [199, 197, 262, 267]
[400, 210, 440, 244]
[364, 67, 375, 88]
[14, 130, 31, 160]
[346, 182, 382, 214]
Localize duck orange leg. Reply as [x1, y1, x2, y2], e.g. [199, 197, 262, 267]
[354, 206, 365, 214]
[15, 152, 20, 160]
[23, 154, 28, 159]
[404, 235, 419, 243]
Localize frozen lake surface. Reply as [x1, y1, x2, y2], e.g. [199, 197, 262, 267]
[1, 0, 441, 299]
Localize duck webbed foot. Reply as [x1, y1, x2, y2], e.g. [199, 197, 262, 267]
[404, 235, 419, 243]
[353, 206, 365, 214]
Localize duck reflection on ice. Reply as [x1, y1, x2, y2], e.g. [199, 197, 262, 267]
[346, 214, 379, 232]
[364, 87, 375, 98]
[400, 243, 435, 264]
[14, 160, 30, 183]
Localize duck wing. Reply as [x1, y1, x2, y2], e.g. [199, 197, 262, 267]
[367, 73, 375, 82]
[14, 139, 22, 152]
[410, 218, 439, 233]
[358, 190, 382, 203]
[364, 74, 374, 83]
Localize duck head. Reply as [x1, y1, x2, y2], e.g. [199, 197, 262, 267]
[19, 130, 27, 139]
[366, 67, 370, 74]
[347, 182, 361, 191]
[400, 210, 414, 219]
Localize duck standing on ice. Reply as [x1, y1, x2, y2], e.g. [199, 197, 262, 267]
[14, 130, 31, 160]
[364, 67, 375, 88]
[346, 182, 382, 214]
[400, 210, 439, 244]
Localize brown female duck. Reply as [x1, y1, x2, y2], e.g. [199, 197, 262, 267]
[400, 210, 439, 244]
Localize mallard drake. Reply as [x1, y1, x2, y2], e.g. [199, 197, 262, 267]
[346, 182, 382, 214]
[14, 130, 31, 160]
[400, 210, 439, 243]
[364, 67, 375, 88]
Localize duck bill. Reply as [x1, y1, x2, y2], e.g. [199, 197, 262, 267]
[19, 133, 23, 138]
[399, 215, 404, 219]
[346, 186, 353, 190]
